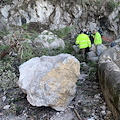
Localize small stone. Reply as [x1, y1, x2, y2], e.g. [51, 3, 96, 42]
[106, 110, 112, 117]
[94, 94, 100, 99]
[2, 96, 6, 102]
[56, 112, 60, 115]
[100, 106, 106, 110]
[0, 113, 3, 116]
[60, 111, 64, 114]
[87, 118, 95, 120]
[93, 85, 98, 89]
[3, 105, 10, 110]
[101, 110, 106, 115]
[83, 108, 87, 113]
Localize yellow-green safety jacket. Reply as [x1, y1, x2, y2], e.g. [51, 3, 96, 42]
[94, 32, 102, 45]
[76, 33, 91, 49]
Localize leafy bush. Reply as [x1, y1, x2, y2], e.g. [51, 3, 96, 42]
[53, 26, 74, 39]
[106, 0, 116, 13]
[18, 42, 35, 63]
[0, 61, 18, 91]
[0, 0, 14, 4]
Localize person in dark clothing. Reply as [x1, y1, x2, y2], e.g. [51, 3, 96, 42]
[86, 28, 94, 44]
[83, 29, 91, 53]
[98, 28, 103, 37]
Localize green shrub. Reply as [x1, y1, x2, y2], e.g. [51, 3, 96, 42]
[106, 0, 116, 13]
[1, 0, 13, 4]
[18, 42, 35, 63]
[0, 61, 18, 91]
[53, 26, 74, 39]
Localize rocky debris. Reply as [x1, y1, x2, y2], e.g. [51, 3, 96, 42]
[99, 45, 120, 64]
[90, 44, 96, 53]
[34, 30, 65, 50]
[73, 45, 80, 53]
[80, 62, 89, 73]
[0, 59, 114, 120]
[2, 96, 6, 102]
[70, 61, 114, 120]
[50, 109, 75, 120]
[18, 54, 80, 111]
[98, 45, 120, 119]
[87, 44, 107, 62]
[87, 51, 98, 62]
[3, 105, 10, 110]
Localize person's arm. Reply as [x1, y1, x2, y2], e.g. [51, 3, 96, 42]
[76, 35, 80, 45]
[88, 38, 91, 48]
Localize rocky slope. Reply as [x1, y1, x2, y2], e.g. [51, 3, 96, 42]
[0, 0, 120, 40]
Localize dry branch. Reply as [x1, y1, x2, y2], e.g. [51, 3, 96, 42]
[0, 44, 16, 59]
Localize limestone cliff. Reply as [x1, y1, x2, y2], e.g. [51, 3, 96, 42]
[0, 0, 120, 39]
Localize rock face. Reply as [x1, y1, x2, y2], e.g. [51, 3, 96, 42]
[0, 0, 82, 31]
[1, 0, 120, 39]
[98, 46, 120, 119]
[18, 54, 80, 111]
[34, 30, 65, 50]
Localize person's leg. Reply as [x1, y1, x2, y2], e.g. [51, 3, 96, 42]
[85, 47, 90, 54]
[81, 49, 85, 61]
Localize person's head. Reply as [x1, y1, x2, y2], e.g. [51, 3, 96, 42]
[86, 28, 89, 31]
[82, 29, 87, 34]
[80, 30, 83, 34]
[93, 30, 97, 35]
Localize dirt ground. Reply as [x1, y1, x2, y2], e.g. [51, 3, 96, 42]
[0, 61, 115, 120]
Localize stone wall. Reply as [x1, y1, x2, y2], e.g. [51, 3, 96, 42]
[98, 46, 120, 119]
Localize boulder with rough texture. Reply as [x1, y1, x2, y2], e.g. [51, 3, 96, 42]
[87, 51, 96, 58]
[98, 46, 120, 119]
[0, 0, 82, 30]
[18, 54, 80, 111]
[73, 45, 80, 53]
[34, 30, 65, 50]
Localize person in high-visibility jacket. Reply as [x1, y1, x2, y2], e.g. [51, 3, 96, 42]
[93, 30, 102, 55]
[76, 31, 91, 61]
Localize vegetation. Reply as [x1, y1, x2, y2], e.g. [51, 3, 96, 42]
[53, 26, 74, 39]
[0, 0, 14, 5]
[87, 61, 98, 82]
[0, 60, 18, 91]
[106, 0, 116, 13]
[0, 25, 78, 91]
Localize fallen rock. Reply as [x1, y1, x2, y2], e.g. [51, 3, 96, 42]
[90, 44, 96, 52]
[87, 51, 98, 62]
[73, 45, 80, 53]
[79, 73, 88, 80]
[101, 110, 106, 116]
[80, 62, 89, 72]
[100, 106, 106, 110]
[18, 54, 80, 111]
[106, 110, 112, 117]
[90, 57, 98, 62]
[3, 105, 10, 110]
[34, 30, 65, 50]
[0, 113, 3, 116]
[87, 51, 96, 58]
[50, 109, 75, 120]
[98, 46, 120, 119]
[2, 96, 6, 102]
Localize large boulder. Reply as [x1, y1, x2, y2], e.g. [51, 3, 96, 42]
[18, 54, 80, 111]
[34, 30, 65, 50]
[98, 46, 120, 119]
